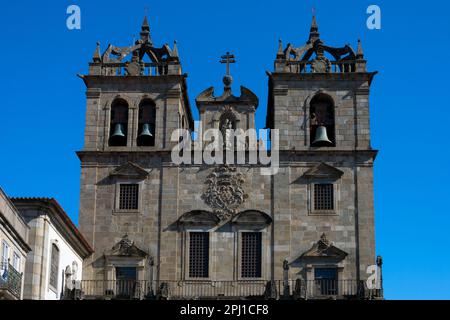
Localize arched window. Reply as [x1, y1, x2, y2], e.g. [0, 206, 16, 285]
[137, 99, 156, 146]
[49, 244, 60, 289]
[109, 99, 129, 146]
[310, 94, 335, 147]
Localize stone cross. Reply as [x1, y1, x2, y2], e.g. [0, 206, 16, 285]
[220, 52, 236, 76]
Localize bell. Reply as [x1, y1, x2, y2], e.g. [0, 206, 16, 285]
[139, 123, 153, 137]
[111, 123, 125, 137]
[313, 126, 332, 145]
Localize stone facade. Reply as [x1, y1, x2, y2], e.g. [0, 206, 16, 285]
[0, 188, 30, 300]
[12, 198, 93, 300]
[77, 16, 380, 299]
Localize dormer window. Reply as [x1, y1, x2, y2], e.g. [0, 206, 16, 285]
[109, 99, 129, 146]
[137, 99, 156, 146]
[310, 94, 335, 147]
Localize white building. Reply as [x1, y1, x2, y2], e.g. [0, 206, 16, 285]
[0, 188, 31, 300]
[12, 198, 93, 300]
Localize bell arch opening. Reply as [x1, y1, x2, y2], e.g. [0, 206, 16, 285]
[109, 98, 129, 147]
[137, 99, 156, 146]
[309, 93, 335, 147]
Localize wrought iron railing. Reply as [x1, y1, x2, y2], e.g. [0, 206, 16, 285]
[0, 262, 22, 299]
[78, 279, 382, 300]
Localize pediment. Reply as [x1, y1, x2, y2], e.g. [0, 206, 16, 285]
[231, 210, 272, 229]
[106, 234, 147, 258]
[177, 210, 220, 227]
[294, 234, 348, 262]
[195, 86, 259, 108]
[109, 161, 149, 179]
[303, 162, 343, 180]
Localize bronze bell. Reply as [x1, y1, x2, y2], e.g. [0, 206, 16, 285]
[111, 123, 125, 137]
[313, 126, 332, 145]
[139, 123, 153, 137]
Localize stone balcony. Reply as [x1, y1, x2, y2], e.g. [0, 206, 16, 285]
[73, 279, 383, 300]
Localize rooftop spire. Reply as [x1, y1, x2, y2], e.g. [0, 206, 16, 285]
[308, 14, 320, 43]
[172, 40, 179, 59]
[92, 41, 101, 62]
[356, 39, 364, 59]
[277, 38, 284, 59]
[140, 16, 152, 44]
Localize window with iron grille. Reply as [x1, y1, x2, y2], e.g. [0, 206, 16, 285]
[189, 232, 209, 278]
[49, 244, 59, 289]
[314, 184, 334, 211]
[241, 232, 262, 278]
[119, 184, 139, 210]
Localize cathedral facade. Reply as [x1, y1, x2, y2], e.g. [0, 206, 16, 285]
[77, 16, 381, 299]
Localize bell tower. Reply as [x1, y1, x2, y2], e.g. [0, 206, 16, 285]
[77, 17, 193, 279]
[266, 16, 378, 282]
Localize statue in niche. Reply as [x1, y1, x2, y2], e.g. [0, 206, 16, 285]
[220, 117, 234, 150]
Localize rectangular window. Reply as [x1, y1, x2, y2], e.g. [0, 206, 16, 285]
[314, 268, 338, 295]
[1, 241, 9, 266]
[241, 232, 262, 278]
[314, 184, 334, 211]
[49, 244, 60, 289]
[189, 232, 209, 278]
[12, 252, 20, 271]
[119, 184, 139, 210]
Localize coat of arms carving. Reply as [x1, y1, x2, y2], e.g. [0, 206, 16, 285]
[201, 166, 248, 220]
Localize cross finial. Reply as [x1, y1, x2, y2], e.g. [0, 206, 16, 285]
[220, 52, 236, 89]
[220, 52, 236, 76]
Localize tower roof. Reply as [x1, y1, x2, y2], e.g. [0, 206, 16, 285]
[274, 13, 369, 74]
[88, 16, 180, 76]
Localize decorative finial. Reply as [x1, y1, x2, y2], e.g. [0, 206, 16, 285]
[308, 11, 320, 43]
[220, 52, 236, 89]
[172, 40, 179, 58]
[140, 15, 152, 44]
[277, 38, 284, 58]
[356, 38, 364, 59]
[93, 41, 101, 62]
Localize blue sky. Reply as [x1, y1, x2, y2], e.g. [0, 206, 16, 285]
[1, 0, 450, 299]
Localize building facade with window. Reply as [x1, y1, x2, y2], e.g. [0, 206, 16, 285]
[0, 188, 30, 300]
[12, 198, 93, 300]
[76, 16, 382, 300]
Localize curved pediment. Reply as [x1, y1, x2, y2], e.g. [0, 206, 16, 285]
[195, 86, 259, 109]
[231, 210, 272, 230]
[177, 210, 220, 227]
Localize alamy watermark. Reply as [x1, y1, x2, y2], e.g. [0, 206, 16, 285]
[66, 5, 81, 30]
[367, 5, 381, 30]
[170, 121, 279, 176]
